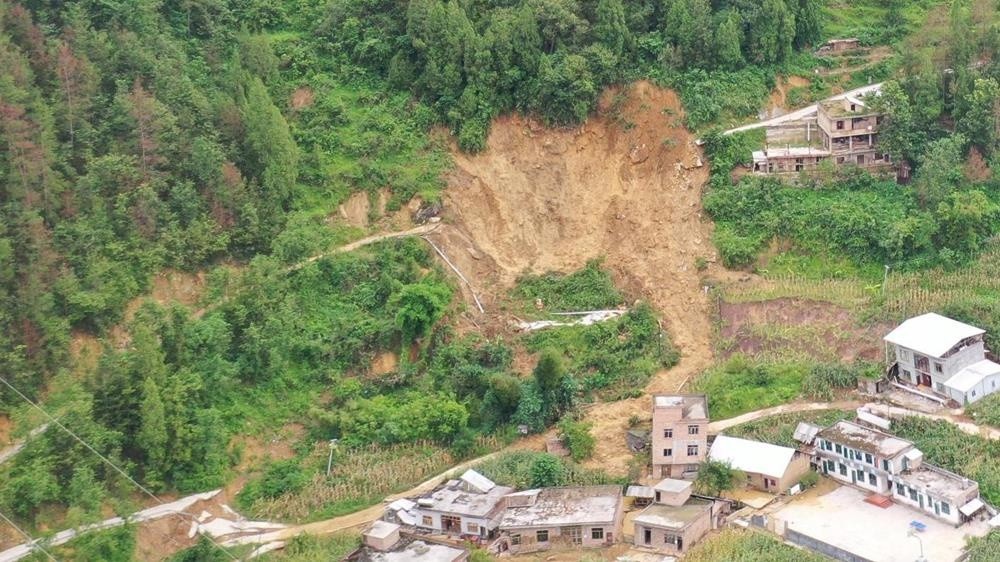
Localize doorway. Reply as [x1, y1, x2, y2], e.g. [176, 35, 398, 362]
[919, 374, 932, 387]
[644, 529, 651, 545]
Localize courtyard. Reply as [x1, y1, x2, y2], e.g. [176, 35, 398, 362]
[773, 484, 991, 562]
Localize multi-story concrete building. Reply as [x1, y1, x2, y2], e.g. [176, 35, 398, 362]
[885, 312, 1000, 404]
[816, 96, 891, 169]
[651, 395, 709, 479]
[815, 420, 986, 526]
[632, 479, 713, 556]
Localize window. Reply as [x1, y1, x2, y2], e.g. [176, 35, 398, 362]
[856, 154, 865, 165]
[839, 463, 847, 476]
[467, 523, 479, 534]
[836, 120, 844, 130]
[900, 349, 911, 361]
[655, 492, 661, 503]
[664, 428, 673, 438]
[837, 156, 845, 163]
[903, 369, 912, 380]
[663, 448, 672, 457]
[856, 469, 865, 481]
[536, 530, 549, 543]
[592, 528, 604, 540]
[935, 363, 943, 373]
[835, 444, 843, 454]
[876, 116, 884, 125]
[865, 453, 873, 465]
[897, 482, 905, 496]
[868, 473, 877, 486]
[687, 444, 699, 456]
[510, 534, 521, 546]
[422, 516, 433, 526]
[665, 534, 679, 545]
[910, 488, 918, 501]
[875, 153, 883, 161]
[972, 390, 977, 397]
[688, 425, 699, 435]
[883, 459, 890, 471]
[941, 502, 950, 515]
[850, 104, 857, 111]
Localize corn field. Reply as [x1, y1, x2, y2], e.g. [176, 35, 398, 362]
[249, 441, 455, 522]
[684, 529, 829, 562]
[723, 243, 1000, 324]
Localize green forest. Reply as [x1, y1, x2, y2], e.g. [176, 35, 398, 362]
[0, 0, 998, 560]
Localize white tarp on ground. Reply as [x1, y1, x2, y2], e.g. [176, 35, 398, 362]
[517, 309, 626, 332]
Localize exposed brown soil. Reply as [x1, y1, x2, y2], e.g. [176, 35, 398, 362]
[718, 298, 892, 362]
[767, 76, 812, 113]
[441, 80, 733, 473]
[338, 191, 371, 228]
[370, 351, 399, 375]
[290, 86, 315, 110]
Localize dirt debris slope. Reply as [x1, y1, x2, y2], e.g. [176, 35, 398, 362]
[443, 81, 721, 472]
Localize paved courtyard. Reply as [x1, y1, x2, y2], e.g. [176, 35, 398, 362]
[774, 485, 990, 562]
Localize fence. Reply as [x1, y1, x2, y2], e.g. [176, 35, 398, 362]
[785, 527, 877, 562]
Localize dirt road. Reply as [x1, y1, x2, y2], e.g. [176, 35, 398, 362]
[707, 401, 863, 433]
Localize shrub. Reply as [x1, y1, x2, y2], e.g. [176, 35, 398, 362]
[558, 418, 596, 462]
[239, 460, 308, 506]
[801, 363, 860, 400]
[713, 227, 762, 269]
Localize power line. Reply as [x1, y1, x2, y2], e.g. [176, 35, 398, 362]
[0, 376, 242, 562]
[0, 508, 58, 562]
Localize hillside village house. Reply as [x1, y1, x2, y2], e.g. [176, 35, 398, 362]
[885, 312, 1000, 404]
[815, 420, 986, 526]
[752, 93, 892, 176]
[394, 470, 512, 539]
[651, 394, 709, 479]
[500, 485, 623, 554]
[707, 435, 812, 494]
[632, 478, 714, 556]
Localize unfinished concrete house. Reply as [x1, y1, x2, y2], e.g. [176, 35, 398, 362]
[815, 420, 987, 526]
[343, 521, 470, 562]
[816, 95, 891, 168]
[885, 312, 1000, 405]
[400, 470, 513, 539]
[499, 485, 623, 554]
[632, 478, 714, 556]
[707, 435, 812, 494]
[651, 394, 709, 479]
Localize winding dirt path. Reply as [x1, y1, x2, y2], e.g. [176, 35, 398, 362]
[707, 401, 863, 433]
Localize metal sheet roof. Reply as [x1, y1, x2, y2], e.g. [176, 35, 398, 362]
[944, 360, 1000, 393]
[708, 435, 797, 479]
[960, 498, 985, 516]
[883, 313, 984, 358]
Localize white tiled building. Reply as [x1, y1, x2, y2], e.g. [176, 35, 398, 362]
[885, 313, 1000, 404]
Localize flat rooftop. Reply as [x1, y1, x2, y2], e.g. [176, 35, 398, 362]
[416, 482, 513, 518]
[752, 146, 831, 160]
[351, 538, 467, 562]
[895, 464, 978, 504]
[500, 485, 622, 529]
[820, 97, 879, 118]
[774, 485, 990, 562]
[633, 499, 712, 530]
[653, 394, 707, 420]
[653, 478, 692, 494]
[817, 421, 914, 458]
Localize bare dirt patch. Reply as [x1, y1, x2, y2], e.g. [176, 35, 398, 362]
[370, 351, 399, 375]
[718, 298, 891, 362]
[338, 191, 371, 228]
[442, 80, 721, 473]
[766, 75, 811, 115]
[290, 86, 315, 110]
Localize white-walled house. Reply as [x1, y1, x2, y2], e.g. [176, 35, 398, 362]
[815, 421, 986, 526]
[884, 313, 1000, 404]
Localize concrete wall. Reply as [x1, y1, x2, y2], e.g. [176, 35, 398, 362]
[413, 510, 494, 537]
[633, 510, 711, 555]
[655, 486, 691, 507]
[895, 341, 985, 389]
[785, 527, 877, 562]
[506, 523, 617, 555]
